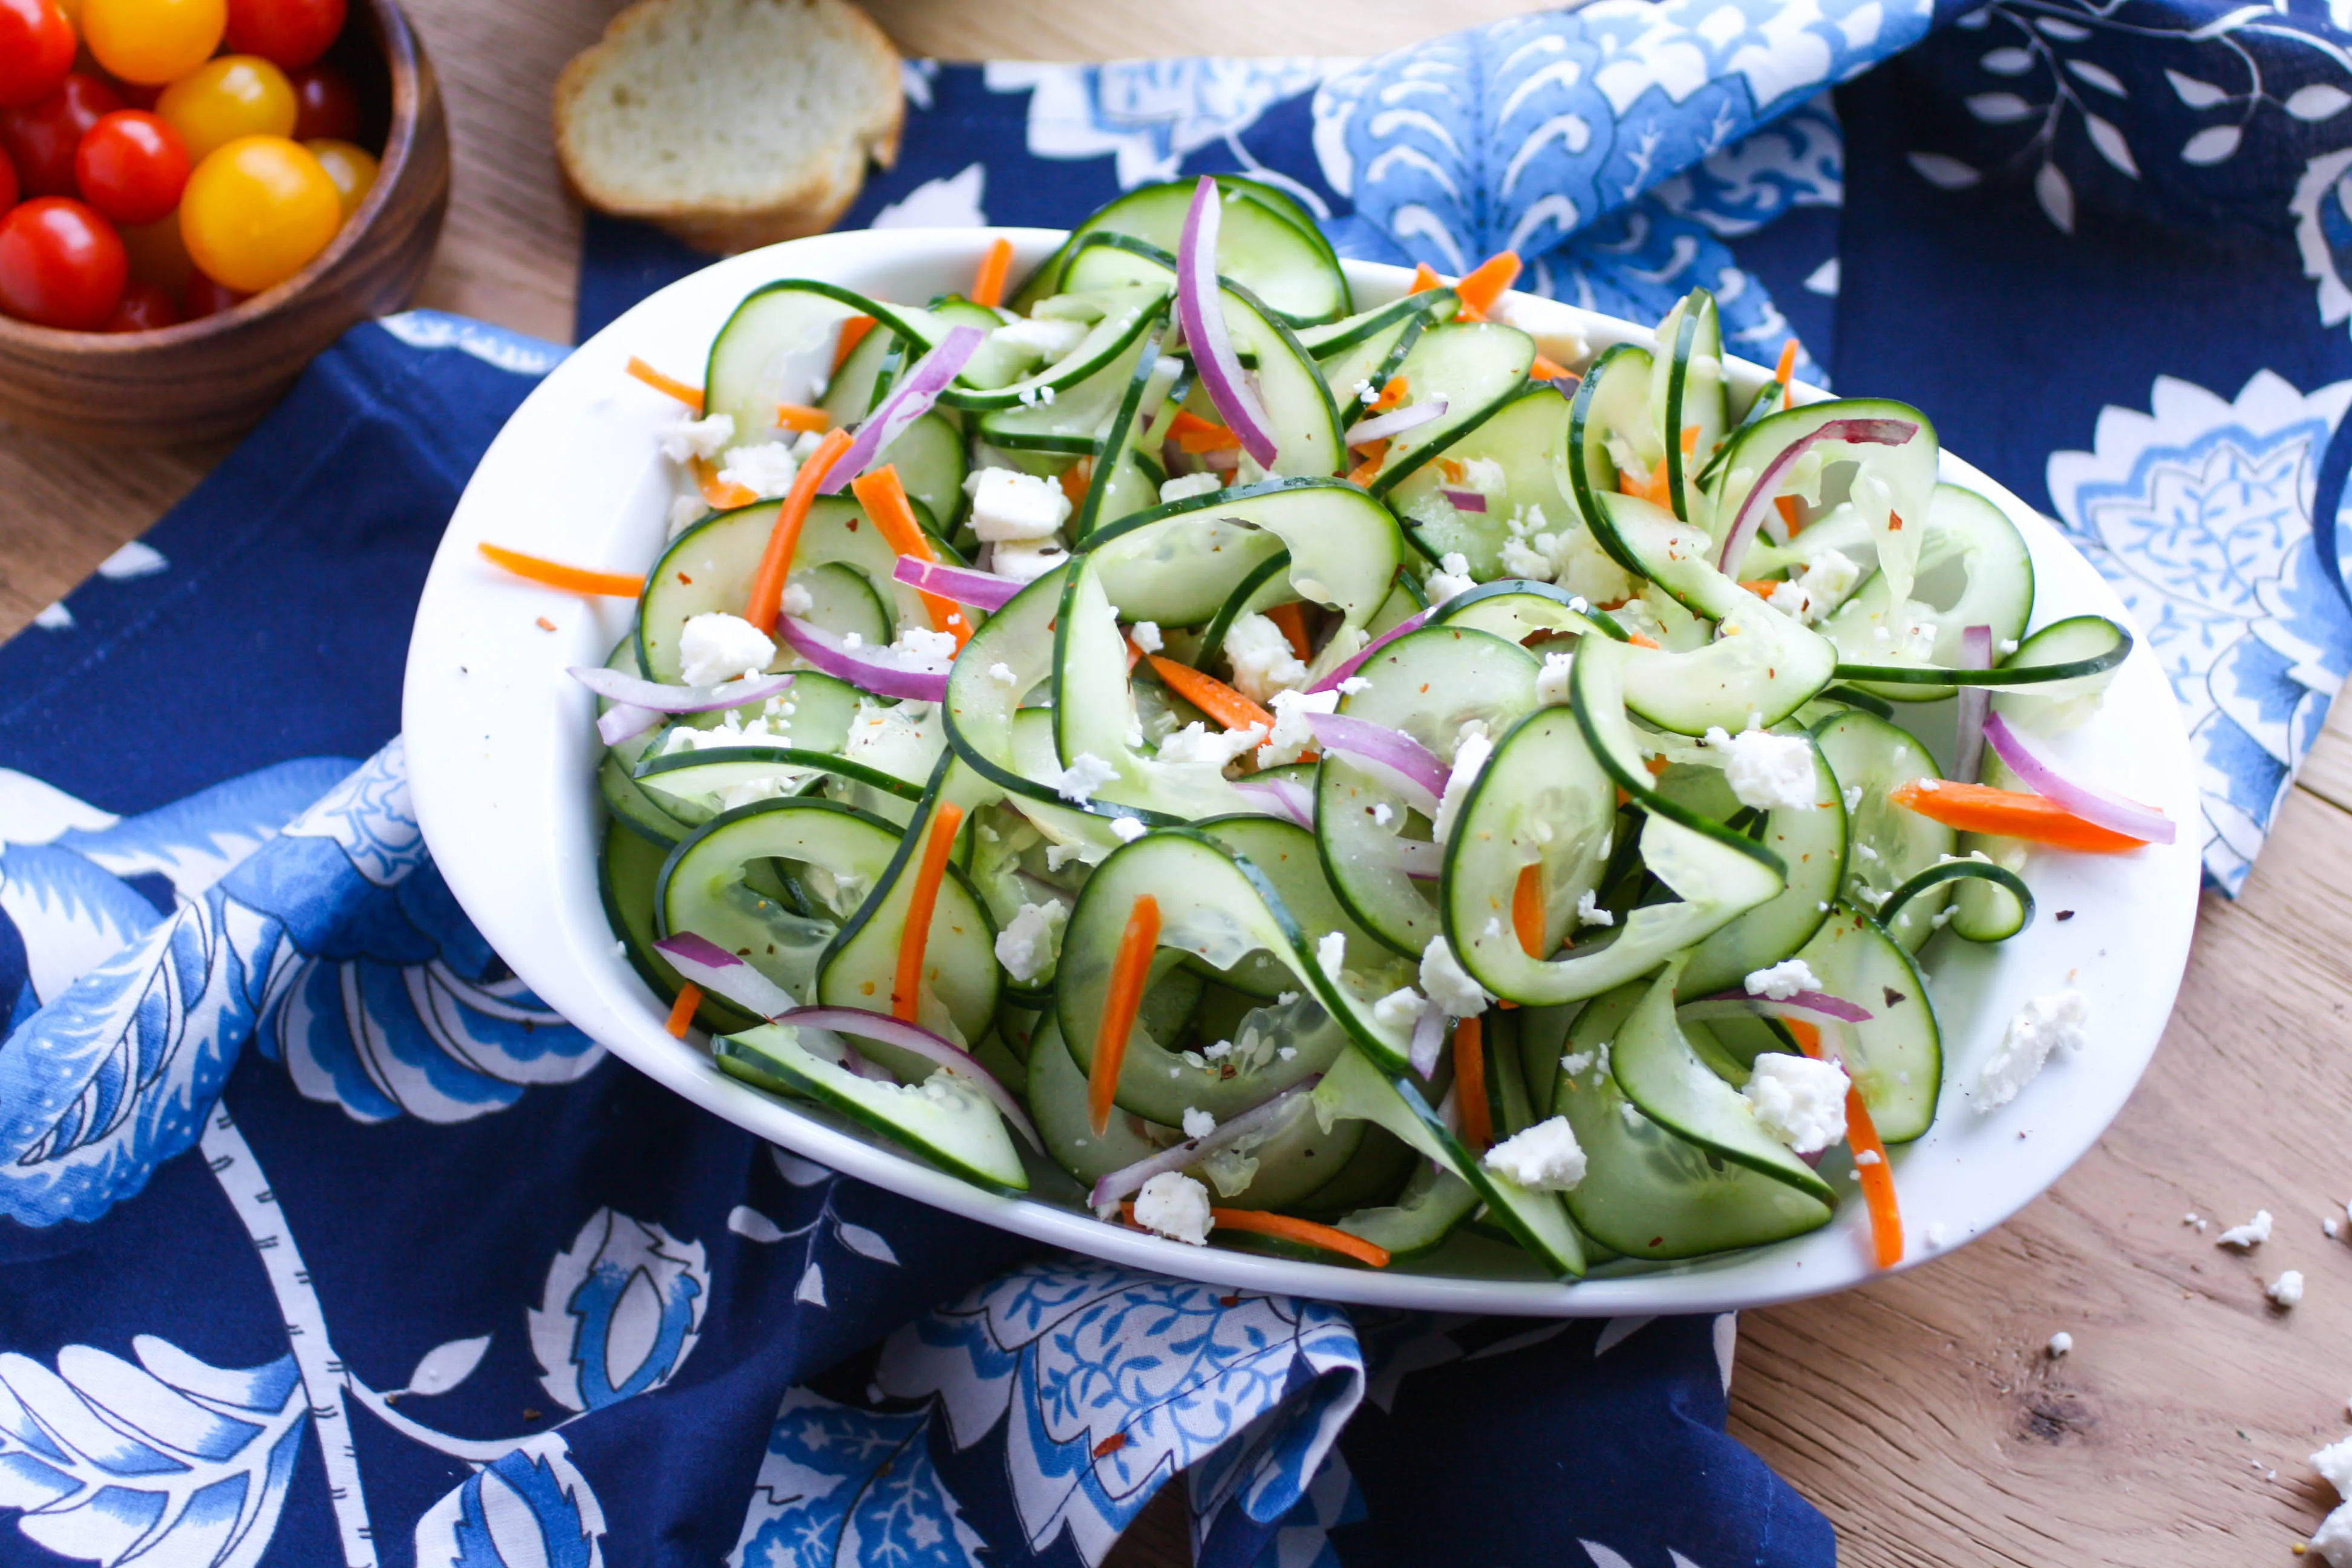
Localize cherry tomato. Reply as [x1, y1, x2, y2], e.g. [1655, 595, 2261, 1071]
[74, 109, 187, 223]
[50, 0, 77, 16]
[223, 0, 342, 71]
[182, 266, 243, 317]
[287, 63, 356, 141]
[0, 0, 77, 109]
[117, 211, 190, 290]
[179, 134, 335, 292]
[157, 55, 295, 165]
[81, 0, 226, 87]
[0, 148, 16, 216]
[0, 71, 120, 196]
[100, 275, 175, 329]
[0, 195, 125, 327]
[302, 136, 370, 220]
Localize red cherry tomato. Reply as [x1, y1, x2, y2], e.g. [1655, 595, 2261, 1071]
[222, 0, 344, 71]
[0, 0, 77, 111]
[74, 109, 187, 223]
[0, 72, 120, 197]
[100, 275, 175, 330]
[182, 266, 244, 318]
[287, 64, 357, 142]
[0, 195, 126, 328]
[0, 147, 17, 215]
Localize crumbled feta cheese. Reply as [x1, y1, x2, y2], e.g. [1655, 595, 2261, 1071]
[1181, 1106, 1217, 1140]
[893, 626, 959, 668]
[1501, 536, 1558, 581]
[1743, 959, 1820, 1000]
[1740, 1052, 1849, 1154]
[1536, 650, 1573, 706]
[990, 539, 1070, 584]
[991, 315, 1088, 361]
[1765, 549, 1861, 624]
[1316, 930, 1347, 978]
[2270, 1269, 2305, 1307]
[2047, 1331, 2073, 1357]
[1371, 987, 1425, 1032]
[1706, 724, 1817, 812]
[1575, 889, 1615, 928]
[667, 494, 705, 537]
[1048, 752, 1119, 805]
[1158, 471, 1224, 505]
[1157, 720, 1263, 769]
[1426, 550, 1478, 604]
[1974, 989, 2089, 1111]
[1110, 816, 1146, 843]
[1560, 1050, 1595, 1077]
[677, 611, 776, 685]
[2218, 1209, 2273, 1249]
[2314, 1435, 2352, 1496]
[1132, 1171, 1215, 1245]
[1843, 783, 1864, 811]
[1259, 687, 1337, 768]
[2330, 1218, 2342, 1240]
[1431, 724, 1493, 844]
[1419, 935, 1491, 1016]
[967, 467, 1072, 542]
[1129, 619, 1164, 653]
[660, 412, 735, 462]
[1223, 613, 1308, 702]
[988, 661, 1018, 685]
[1621, 1101, 1647, 1131]
[717, 442, 800, 497]
[1483, 1116, 1589, 1191]
[779, 579, 814, 618]
[1371, 802, 1393, 827]
[1338, 676, 1370, 695]
[994, 900, 1069, 983]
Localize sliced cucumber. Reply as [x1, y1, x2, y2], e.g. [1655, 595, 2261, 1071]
[707, 281, 938, 443]
[1084, 479, 1403, 634]
[1336, 1162, 1480, 1259]
[1017, 179, 1348, 325]
[1653, 289, 1728, 526]
[1811, 709, 1955, 952]
[1028, 1011, 1170, 1186]
[1365, 321, 1538, 497]
[1071, 321, 1171, 542]
[1667, 733, 1847, 998]
[975, 298, 1167, 453]
[1566, 343, 1661, 573]
[1432, 578, 1627, 645]
[1385, 386, 1576, 575]
[939, 286, 1170, 413]
[1710, 397, 1941, 609]
[1791, 903, 1941, 1142]
[1820, 484, 2034, 701]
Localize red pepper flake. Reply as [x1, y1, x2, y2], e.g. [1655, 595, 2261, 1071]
[676, 572, 693, 585]
[1882, 986, 1907, 1007]
[535, 616, 556, 632]
[2056, 909, 2076, 921]
[1888, 514, 1904, 531]
[1092, 1431, 1129, 1458]
[846, 517, 860, 531]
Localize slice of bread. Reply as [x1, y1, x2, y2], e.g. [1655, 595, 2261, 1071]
[554, 0, 904, 255]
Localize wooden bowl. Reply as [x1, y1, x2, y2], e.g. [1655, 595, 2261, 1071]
[0, 0, 452, 445]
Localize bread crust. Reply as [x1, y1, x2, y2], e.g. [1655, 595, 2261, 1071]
[552, 0, 904, 255]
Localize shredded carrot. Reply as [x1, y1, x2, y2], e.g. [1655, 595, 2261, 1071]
[665, 984, 701, 1037]
[1171, 410, 1241, 453]
[1643, 754, 1670, 777]
[1774, 338, 1798, 412]
[892, 802, 966, 1023]
[1089, 895, 1162, 1135]
[1680, 425, 1700, 457]
[1616, 459, 1672, 509]
[1407, 263, 1443, 295]
[1146, 654, 1274, 734]
[1266, 602, 1313, 662]
[1627, 632, 1661, 650]
[1439, 457, 1466, 483]
[743, 427, 854, 630]
[776, 403, 832, 433]
[1775, 494, 1803, 535]
[627, 356, 702, 411]
[1512, 864, 1546, 958]
[1783, 1019, 1901, 1269]
[1347, 439, 1390, 488]
[1121, 632, 1143, 672]
[970, 237, 1014, 309]
[1531, 352, 1573, 382]
[1886, 779, 2151, 852]
[832, 314, 877, 374]
[1455, 1016, 1491, 1151]
[1371, 374, 1409, 413]
[479, 543, 645, 599]
[1739, 580, 1783, 599]
[851, 465, 965, 645]
[1454, 250, 1523, 319]
[1197, 1207, 1393, 1268]
[1059, 457, 1094, 508]
[693, 457, 760, 510]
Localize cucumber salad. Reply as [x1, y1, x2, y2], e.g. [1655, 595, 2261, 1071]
[544, 176, 2173, 1281]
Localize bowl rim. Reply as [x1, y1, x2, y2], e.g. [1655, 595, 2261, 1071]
[0, 0, 433, 352]
[403, 226, 2204, 1317]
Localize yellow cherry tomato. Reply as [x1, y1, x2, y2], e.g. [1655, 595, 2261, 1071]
[81, 0, 226, 86]
[157, 55, 296, 164]
[303, 137, 375, 221]
[179, 134, 339, 293]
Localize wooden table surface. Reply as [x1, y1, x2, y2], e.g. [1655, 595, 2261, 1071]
[4, 2, 2344, 1563]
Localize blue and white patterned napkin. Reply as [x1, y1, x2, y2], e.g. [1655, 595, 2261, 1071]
[10, 0, 2352, 1564]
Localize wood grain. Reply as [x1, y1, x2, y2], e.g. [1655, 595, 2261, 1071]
[2, 1, 2342, 1563]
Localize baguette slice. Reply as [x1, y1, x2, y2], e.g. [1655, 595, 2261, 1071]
[554, 0, 904, 255]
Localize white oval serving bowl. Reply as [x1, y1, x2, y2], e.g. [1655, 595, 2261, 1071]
[403, 227, 2201, 1316]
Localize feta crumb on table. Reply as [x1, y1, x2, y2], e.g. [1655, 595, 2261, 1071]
[1740, 1053, 1849, 1154]
[1483, 1116, 1589, 1191]
[2047, 1331, 2073, 1357]
[2217, 1209, 2273, 1249]
[2270, 1270, 2306, 1307]
[1973, 988, 2089, 1112]
[1132, 1171, 1215, 1245]
[1743, 958, 1820, 1000]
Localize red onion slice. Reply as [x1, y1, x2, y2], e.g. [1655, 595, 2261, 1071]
[1305, 607, 1431, 694]
[572, 665, 795, 713]
[1715, 417, 1918, 578]
[1086, 1077, 1321, 1210]
[599, 705, 662, 746]
[1232, 777, 1315, 828]
[655, 930, 798, 1019]
[1344, 398, 1448, 448]
[818, 325, 987, 494]
[1440, 487, 1488, 513]
[1982, 713, 2177, 844]
[774, 1007, 1041, 1150]
[1952, 624, 1992, 782]
[894, 555, 1020, 610]
[1178, 177, 1278, 468]
[1408, 1002, 1447, 1077]
[1303, 712, 1448, 814]
[1688, 990, 1875, 1025]
[777, 616, 952, 702]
